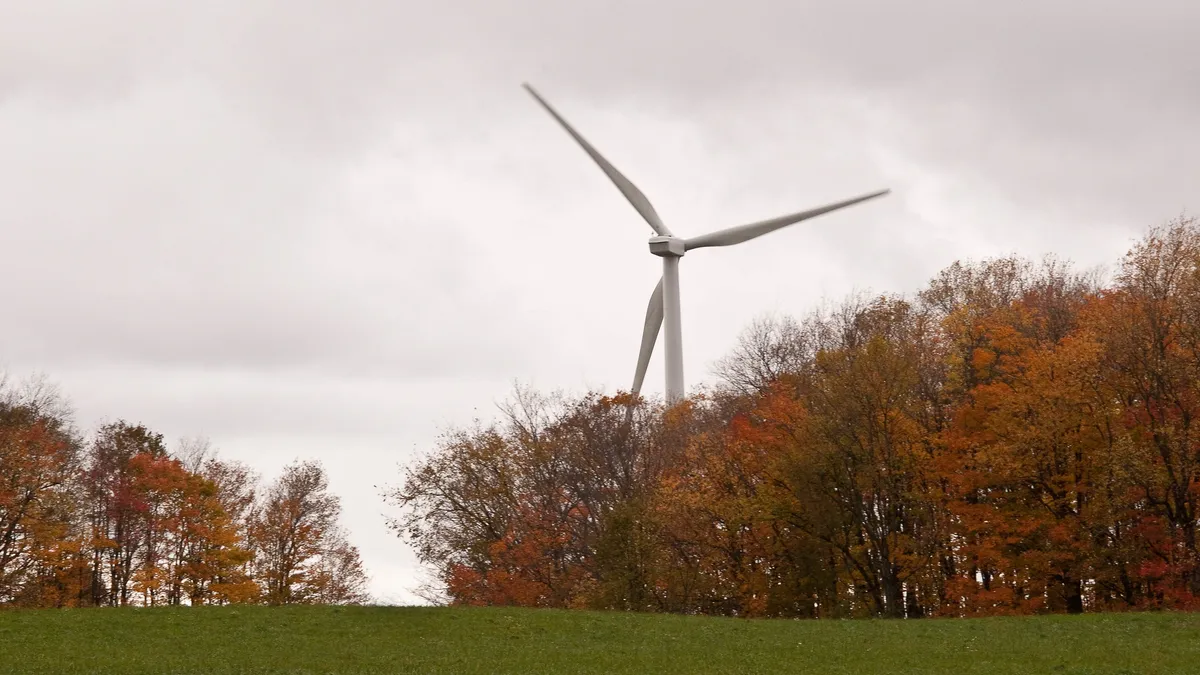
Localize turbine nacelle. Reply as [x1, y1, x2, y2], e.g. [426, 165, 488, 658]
[648, 236, 686, 258]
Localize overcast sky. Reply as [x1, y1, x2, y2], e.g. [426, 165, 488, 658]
[1, 0, 1196, 604]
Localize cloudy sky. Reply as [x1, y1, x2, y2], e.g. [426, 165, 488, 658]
[1, 0, 1195, 604]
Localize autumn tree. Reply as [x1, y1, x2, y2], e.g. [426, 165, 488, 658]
[0, 379, 83, 606]
[795, 297, 945, 617]
[653, 385, 832, 617]
[1086, 216, 1200, 605]
[713, 313, 813, 396]
[175, 440, 260, 605]
[82, 421, 170, 606]
[387, 386, 678, 609]
[253, 460, 369, 605]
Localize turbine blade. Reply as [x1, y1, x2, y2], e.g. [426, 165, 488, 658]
[683, 189, 890, 251]
[523, 83, 673, 238]
[631, 277, 665, 398]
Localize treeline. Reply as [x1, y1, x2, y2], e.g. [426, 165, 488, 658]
[0, 382, 368, 608]
[390, 215, 1200, 618]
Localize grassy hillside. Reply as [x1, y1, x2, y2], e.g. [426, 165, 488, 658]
[1, 605, 1197, 674]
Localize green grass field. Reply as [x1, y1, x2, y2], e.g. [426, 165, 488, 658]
[2, 605, 1198, 674]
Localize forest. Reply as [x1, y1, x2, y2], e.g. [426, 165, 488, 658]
[0, 387, 368, 608]
[388, 215, 1200, 618]
[8, 216, 1200, 619]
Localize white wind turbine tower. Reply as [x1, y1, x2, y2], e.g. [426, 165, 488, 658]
[524, 83, 890, 407]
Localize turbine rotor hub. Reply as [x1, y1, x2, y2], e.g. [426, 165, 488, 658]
[648, 235, 686, 257]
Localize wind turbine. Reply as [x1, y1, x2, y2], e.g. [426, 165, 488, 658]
[523, 83, 890, 406]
